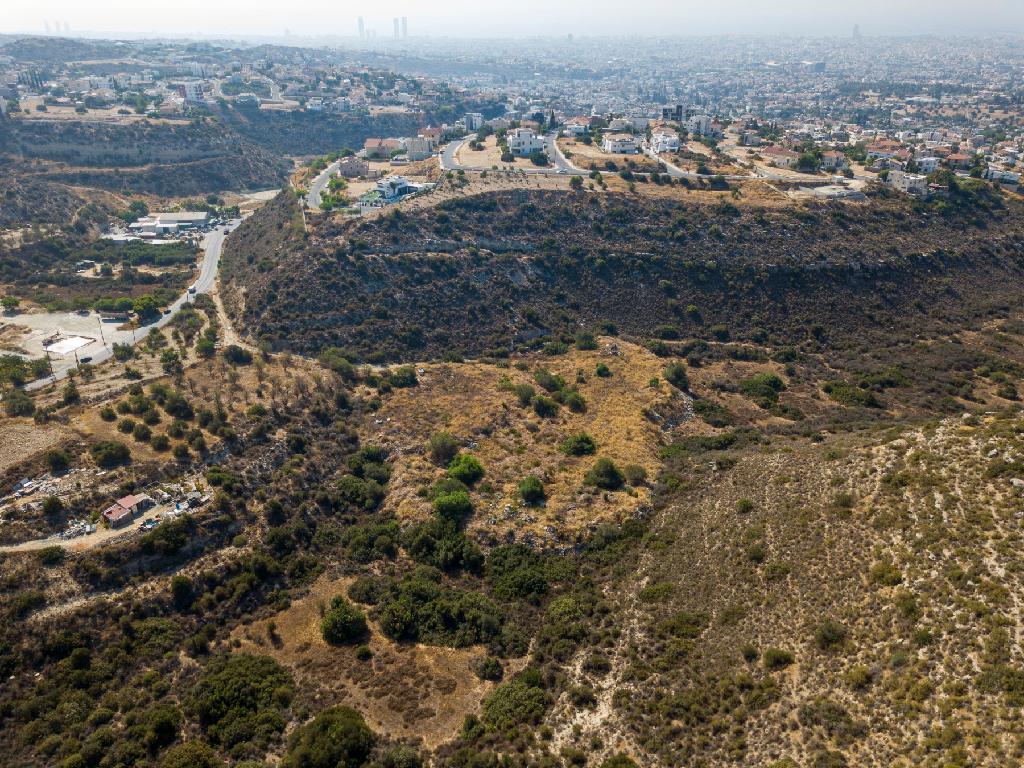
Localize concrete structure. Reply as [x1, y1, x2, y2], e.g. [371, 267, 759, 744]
[102, 503, 133, 528]
[506, 127, 545, 156]
[650, 131, 680, 153]
[563, 117, 590, 137]
[820, 151, 848, 170]
[464, 112, 485, 131]
[603, 133, 639, 154]
[888, 170, 929, 195]
[357, 175, 425, 209]
[916, 157, 940, 174]
[101, 494, 152, 528]
[129, 212, 209, 235]
[338, 156, 369, 178]
[761, 146, 800, 169]
[403, 136, 433, 161]
[175, 81, 204, 102]
[688, 114, 713, 136]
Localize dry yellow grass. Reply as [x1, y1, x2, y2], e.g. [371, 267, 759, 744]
[455, 135, 536, 170]
[231, 573, 495, 749]
[557, 138, 659, 172]
[360, 340, 696, 544]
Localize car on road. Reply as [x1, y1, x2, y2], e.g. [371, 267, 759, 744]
[80, 357, 92, 364]
[140, 519, 158, 531]
[188, 285, 197, 294]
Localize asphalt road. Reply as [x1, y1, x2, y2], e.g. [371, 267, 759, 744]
[24, 220, 241, 390]
[306, 159, 342, 209]
[439, 133, 582, 176]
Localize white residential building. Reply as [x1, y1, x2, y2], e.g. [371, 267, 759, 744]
[984, 167, 1021, 184]
[464, 112, 485, 131]
[564, 117, 590, 137]
[402, 136, 433, 161]
[305, 97, 324, 112]
[507, 127, 545, 156]
[820, 151, 848, 171]
[915, 157, 940, 174]
[888, 170, 929, 195]
[603, 133, 639, 154]
[688, 114, 713, 136]
[650, 131, 680, 154]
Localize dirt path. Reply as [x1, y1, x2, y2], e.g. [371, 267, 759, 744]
[0, 503, 174, 553]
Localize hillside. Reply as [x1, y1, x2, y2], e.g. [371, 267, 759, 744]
[0, 117, 290, 195]
[221, 188, 1024, 418]
[216, 105, 425, 156]
[4, 322, 1024, 767]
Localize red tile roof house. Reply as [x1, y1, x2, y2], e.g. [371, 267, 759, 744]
[947, 153, 974, 169]
[102, 503, 134, 528]
[761, 146, 800, 169]
[101, 494, 152, 528]
[362, 138, 402, 159]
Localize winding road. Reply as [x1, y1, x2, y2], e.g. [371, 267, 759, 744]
[440, 132, 582, 176]
[22, 220, 241, 390]
[306, 159, 342, 209]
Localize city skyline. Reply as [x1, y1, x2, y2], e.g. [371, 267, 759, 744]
[3, 0, 1024, 39]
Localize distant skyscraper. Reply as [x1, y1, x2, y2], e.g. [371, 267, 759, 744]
[393, 18, 400, 39]
[402, 17, 408, 38]
[358, 16, 365, 38]
[853, 24, 862, 39]
[63, 21, 70, 33]
[43, 20, 50, 33]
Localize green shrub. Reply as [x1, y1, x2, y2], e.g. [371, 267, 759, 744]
[595, 363, 612, 378]
[487, 544, 549, 600]
[519, 475, 545, 505]
[427, 432, 460, 465]
[189, 654, 293, 747]
[375, 571, 501, 647]
[663, 362, 689, 390]
[90, 440, 131, 468]
[763, 647, 794, 670]
[321, 597, 368, 645]
[3, 388, 35, 417]
[388, 366, 418, 388]
[223, 345, 253, 365]
[534, 368, 566, 393]
[560, 433, 597, 456]
[869, 560, 902, 586]
[622, 464, 647, 486]
[574, 332, 598, 350]
[736, 497, 754, 514]
[281, 706, 375, 768]
[815, 620, 848, 651]
[36, 545, 64, 566]
[482, 678, 546, 731]
[739, 373, 785, 407]
[823, 381, 881, 408]
[159, 742, 224, 768]
[448, 453, 485, 486]
[433, 490, 473, 523]
[474, 656, 504, 682]
[585, 458, 624, 490]
[45, 449, 70, 472]
[562, 391, 587, 413]
[600, 755, 639, 768]
[512, 383, 535, 407]
[532, 395, 558, 417]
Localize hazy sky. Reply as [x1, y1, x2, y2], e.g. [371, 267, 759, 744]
[5, 0, 1024, 39]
